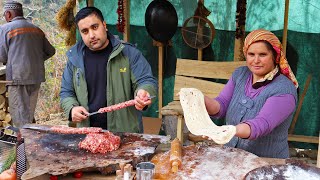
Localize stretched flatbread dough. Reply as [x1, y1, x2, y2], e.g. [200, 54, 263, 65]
[179, 88, 236, 144]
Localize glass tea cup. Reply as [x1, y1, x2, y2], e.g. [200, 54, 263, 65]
[136, 162, 155, 180]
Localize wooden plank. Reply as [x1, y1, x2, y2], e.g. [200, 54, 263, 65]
[161, 101, 183, 116]
[317, 134, 320, 168]
[288, 134, 319, 144]
[176, 59, 246, 79]
[177, 115, 184, 143]
[173, 75, 224, 101]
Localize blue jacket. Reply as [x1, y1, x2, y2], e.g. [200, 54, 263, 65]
[60, 32, 157, 133]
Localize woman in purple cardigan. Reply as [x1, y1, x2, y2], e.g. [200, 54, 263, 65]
[204, 29, 298, 158]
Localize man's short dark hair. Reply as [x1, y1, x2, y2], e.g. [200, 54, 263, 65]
[75, 7, 104, 25]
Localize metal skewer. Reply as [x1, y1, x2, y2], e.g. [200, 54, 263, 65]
[88, 95, 156, 116]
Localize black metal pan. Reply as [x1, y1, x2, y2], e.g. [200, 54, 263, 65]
[145, 0, 178, 43]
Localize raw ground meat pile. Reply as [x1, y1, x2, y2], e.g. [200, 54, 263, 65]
[51, 126, 121, 154]
[78, 131, 121, 153]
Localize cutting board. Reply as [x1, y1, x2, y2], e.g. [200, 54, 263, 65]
[20, 125, 170, 180]
[151, 145, 269, 180]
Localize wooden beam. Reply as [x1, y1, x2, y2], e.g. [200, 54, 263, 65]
[198, 49, 203, 61]
[177, 115, 184, 143]
[87, 0, 94, 7]
[233, 0, 247, 61]
[123, 0, 130, 42]
[173, 76, 224, 101]
[158, 44, 164, 119]
[317, 134, 320, 168]
[176, 59, 246, 79]
[289, 74, 312, 134]
[161, 101, 183, 116]
[282, 0, 289, 54]
[288, 134, 319, 144]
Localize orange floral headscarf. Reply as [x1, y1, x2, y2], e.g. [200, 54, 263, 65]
[243, 29, 298, 88]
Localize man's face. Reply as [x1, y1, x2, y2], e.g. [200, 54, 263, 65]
[77, 14, 108, 51]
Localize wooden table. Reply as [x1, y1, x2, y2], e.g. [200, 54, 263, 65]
[31, 157, 282, 180]
[24, 143, 287, 179]
[77, 158, 285, 180]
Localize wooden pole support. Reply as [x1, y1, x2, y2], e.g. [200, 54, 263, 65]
[176, 115, 184, 143]
[289, 74, 312, 134]
[317, 133, 320, 168]
[158, 44, 163, 119]
[153, 41, 164, 119]
[233, 0, 247, 62]
[123, 0, 130, 42]
[198, 49, 203, 61]
[87, 0, 94, 7]
[282, 0, 290, 54]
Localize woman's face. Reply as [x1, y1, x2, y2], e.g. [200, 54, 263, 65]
[246, 41, 276, 81]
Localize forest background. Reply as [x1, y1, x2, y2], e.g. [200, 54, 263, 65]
[0, 0, 68, 121]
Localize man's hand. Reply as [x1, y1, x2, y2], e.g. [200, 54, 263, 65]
[135, 89, 152, 111]
[71, 106, 88, 122]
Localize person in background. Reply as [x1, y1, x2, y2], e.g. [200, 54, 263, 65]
[60, 7, 157, 133]
[204, 29, 298, 158]
[0, 1, 56, 128]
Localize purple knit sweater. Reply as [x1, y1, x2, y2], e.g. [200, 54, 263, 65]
[213, 74, 296, 140]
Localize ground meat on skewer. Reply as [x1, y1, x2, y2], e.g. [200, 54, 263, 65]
[99, 99, 136, 113]
[51, 126, 103, 134]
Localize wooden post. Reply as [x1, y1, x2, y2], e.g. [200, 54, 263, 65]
[177, 115, 184, 143]
[233, 0, 247, 61]
[197, 23, 203, 61]
[87, 0, 94, 7]
[153, 41, 164, 119]
[289, 74, 312, 134]
[317, 133, 320, 168]
[158, 44, 163, 119]
[123, 0, 130, 42]
[198, 49, 203, 61]
[74, 1, 77, 19]
[282, 0, 289, 54]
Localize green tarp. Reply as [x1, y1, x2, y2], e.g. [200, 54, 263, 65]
[78, 0, 319, 148]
